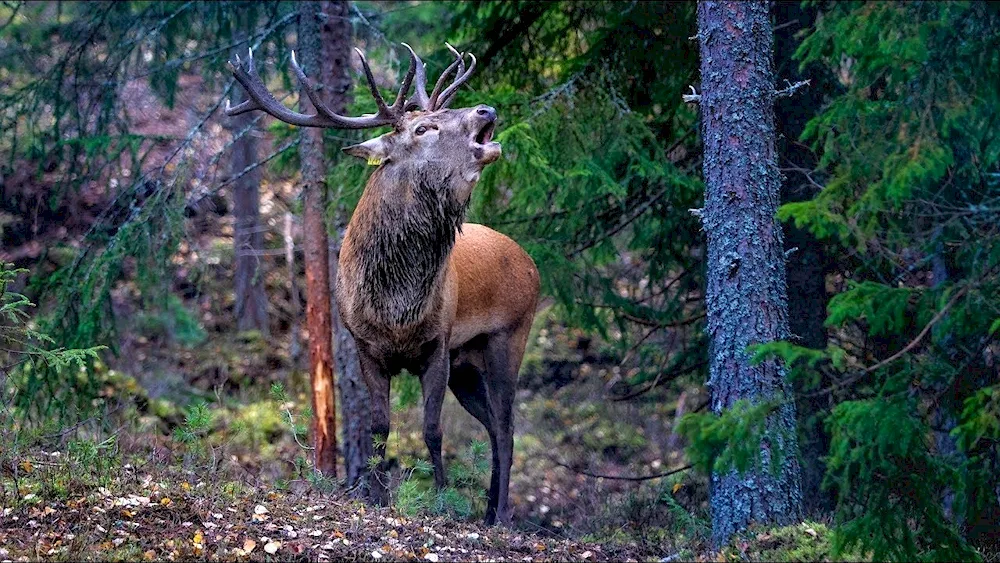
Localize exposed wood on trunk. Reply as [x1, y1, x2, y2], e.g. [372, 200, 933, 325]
[696, 0, 803, 545]
[297, 0, 336, 478]
[319, 0, 372, 490]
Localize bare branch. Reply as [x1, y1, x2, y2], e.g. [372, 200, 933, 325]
[682, 85, 701, 103]
[775, 79, 811, 99]
[550, 457, 693, 482]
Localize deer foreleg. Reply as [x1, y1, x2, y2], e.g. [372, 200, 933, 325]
[359, 349, 392, 506]
[420, 339, 450, 490]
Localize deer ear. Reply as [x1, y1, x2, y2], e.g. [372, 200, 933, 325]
[343, 137, 389, 165]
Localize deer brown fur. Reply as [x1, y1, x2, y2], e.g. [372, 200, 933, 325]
[226, 43, 538, 524]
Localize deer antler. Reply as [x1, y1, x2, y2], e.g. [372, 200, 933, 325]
[402, 43, 430, 111]
[402, 42, 478, 112]
[225, 46, 417, 130]
[226, 43, 478, 125]
[435, 44, 476, 110]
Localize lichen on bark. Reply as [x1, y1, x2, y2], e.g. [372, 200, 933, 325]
[695, 0, 804, 546]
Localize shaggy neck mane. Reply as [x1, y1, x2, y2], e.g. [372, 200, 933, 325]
[351, 162, 468, 326]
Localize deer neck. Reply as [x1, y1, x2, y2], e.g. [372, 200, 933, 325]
[346, 163, 469, 328]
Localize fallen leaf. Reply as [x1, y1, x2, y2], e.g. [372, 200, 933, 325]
[143, 550, 156, 561]
[160, 498, 172, 506]
[264, 541, 280, 554]
[672, 482, 683, 494]
[20, 460, 33, 473]
[242, 539, 256, 553]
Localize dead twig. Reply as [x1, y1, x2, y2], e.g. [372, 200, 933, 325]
[774, 79, 811, 99]
[801, 285, 968, 398]
[682, 85, 700, 103]
[551, 457, 693, 482]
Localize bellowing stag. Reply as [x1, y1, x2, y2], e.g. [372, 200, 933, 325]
[225, 43, 539, 525]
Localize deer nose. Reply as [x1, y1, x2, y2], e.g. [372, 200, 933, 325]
[476, 105, 496, 120]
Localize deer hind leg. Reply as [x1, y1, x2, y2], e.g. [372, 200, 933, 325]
[483, 318, 532, 525]
[448, 347, 501, 520]
[358, 348, 391, 506]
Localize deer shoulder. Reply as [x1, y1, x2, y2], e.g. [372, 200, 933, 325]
[448, 223, 539, 348]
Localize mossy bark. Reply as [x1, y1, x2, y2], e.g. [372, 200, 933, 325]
[696, 0, 804, 545]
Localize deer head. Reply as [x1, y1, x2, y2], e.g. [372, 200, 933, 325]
[225, 43, 500, 197]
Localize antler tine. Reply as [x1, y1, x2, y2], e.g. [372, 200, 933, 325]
[354, 47, 392, 118]
[449, 42, 467, 78]
[401, 43, 430, 111]
[428, 44, 464, 110]
[225, 48, 396, 130]
[436, 50, 466, 110]
[390, 44, 418, 112]
[436, 52, 477, 110]
[289, 50, 347, 122]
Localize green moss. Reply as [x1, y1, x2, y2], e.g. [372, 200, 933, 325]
[103, 541, 146, 562]
[226, 399, 286, 455]
[720, 522, 865, 562]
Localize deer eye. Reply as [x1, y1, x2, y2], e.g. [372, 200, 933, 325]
[415, 125, 428, 136]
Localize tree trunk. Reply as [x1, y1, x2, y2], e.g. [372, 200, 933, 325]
[696, 0, 804, 546]
[330, 227, 371, 490]
[773, 0, 833, 517]
[230, 39, 269, 337]
[929, 229, 963, 525]
[318, 0, 372, 490]
[297, 0, 337, 478]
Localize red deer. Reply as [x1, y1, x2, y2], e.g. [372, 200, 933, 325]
[226, 44, 539, 524]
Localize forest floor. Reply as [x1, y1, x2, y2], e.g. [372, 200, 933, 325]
[0, 453, 643, 562]
[0, 443, 840, 562]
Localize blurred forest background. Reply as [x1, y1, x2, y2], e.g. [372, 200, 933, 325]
[1, 1, 999, 561]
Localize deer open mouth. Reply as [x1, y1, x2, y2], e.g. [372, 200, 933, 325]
[475, 121, 496, 145]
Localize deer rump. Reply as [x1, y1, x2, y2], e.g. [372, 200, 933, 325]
[226, 42, 539, 525]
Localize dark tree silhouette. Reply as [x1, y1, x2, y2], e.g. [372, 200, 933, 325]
[230, 28, 270, 337]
